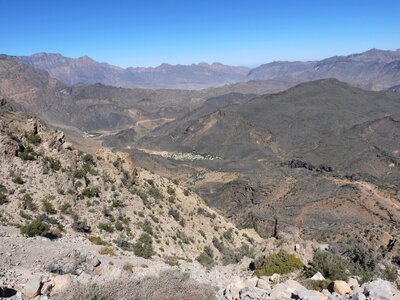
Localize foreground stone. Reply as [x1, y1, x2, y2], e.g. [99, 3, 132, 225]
[328, 280, 351, 295]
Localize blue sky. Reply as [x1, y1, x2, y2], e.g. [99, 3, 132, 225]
[0, 0, 399, 67]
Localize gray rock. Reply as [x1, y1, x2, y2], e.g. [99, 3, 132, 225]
[239, 287, 269, 300]
[297, 289, 328, 300]
[363, 279, 394, 300]
[22, 277, 42, 298]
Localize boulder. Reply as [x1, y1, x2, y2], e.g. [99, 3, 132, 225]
[256, 278, 271, 291]
[352, 292, 366, 300]
[297, 289, 328, 300]
[50, 274, 72, 294]
[363, 279, 394, 300]
[270, 279, 307, 299]
[269, 273, 281, 283]
[22, 277, 42, 298]
[328, 280, 351, 295]
[239, 287, 269, 300]
[347, 277, 359, 290]
[62, 142, 73, 150]
[310, 272, 325, 281]
[223, 278, 258, 300]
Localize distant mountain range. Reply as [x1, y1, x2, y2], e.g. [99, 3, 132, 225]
[5, 48, 400, 90]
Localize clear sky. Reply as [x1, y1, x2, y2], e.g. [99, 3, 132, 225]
[0, 0, 399, 67]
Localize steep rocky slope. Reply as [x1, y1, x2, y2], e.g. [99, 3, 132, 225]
[137, 79, 400, 257]
[0, 99, 260, 263]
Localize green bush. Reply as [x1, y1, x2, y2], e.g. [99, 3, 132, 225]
[147, 186, 163, 200]
[73, 169, 86, 179]
[20, 218, 50, 237]
[168, 209, 180, 221]
[42, 199, 57, 214]
[167, 186, 175, 195]
[306, 279, 331, 291]
[81, 187, 99, 198]
[98, 222, 114, 233]
[60, 203, 72, 214]
[25, 132, 41, 145]
[88, 236, 108, 245]
[305, 250, 350, 281]
[223, 228, 234, 242]
[255, 250, 303, 276]
[133, 233, 155, 259]
[18, 146, 37, 161]
[22, 194, 37, 211]
[12, 176, 24, 185]
[0, 185, 8, 205]
[196, 246, 214, 268]
[123, 262, 134, 273]
[43, 156, 61, 171]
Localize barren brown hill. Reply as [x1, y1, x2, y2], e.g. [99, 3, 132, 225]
[136, 79, 400, 256]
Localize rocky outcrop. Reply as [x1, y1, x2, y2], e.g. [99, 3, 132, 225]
[222, 277, 400, 300]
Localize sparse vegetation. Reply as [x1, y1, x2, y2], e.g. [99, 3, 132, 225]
[123, 262, 134, 273]
[98, 246, 117, 256]
[54, 271, 216, 300]
[88, 236, 108, 245]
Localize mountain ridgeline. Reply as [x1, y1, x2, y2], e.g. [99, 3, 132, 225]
[8, 48, 400, 90]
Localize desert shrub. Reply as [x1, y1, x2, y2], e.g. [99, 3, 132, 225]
[133, 233, 155, 259]
[167, 186, 175, 195]
[20, 218, 50, 237]
[18, 146, 37, 161]
[82, 154, 95, 165]
[73, 169, 86, 179]
[196, 246, 214, 268]
[12, 176, 24, 185]
[42, 199, 57, 214]
[98, 222, 114, 233]
[393, 256, 400, 266]
[25, 132, 42, 145]
[141, 220, 153, 235]
[305, 250, 350, 281]
[183, 189, 190, 196]
[306, 279, 331, 291]
[123, 262, 133, 273]
[255, 250, 303, 276]
[22, 194, 37, 211]
[60, 203, 72, 214]
[221, 243, 255, 265]
[0, 185, 8, 205]
[53, 270, 216, 300]
[43, 156, 61, 171]
[383, 264, 398, 282]
[81, 187, 99, 198]
[168, 209, 180, 221]
[98, 247, 117, 256]
[223, 228, 234, 242]
[72, 214, 91, 233]
[115, 221, 124, 231]
[88, 236, 108, 245]
[147, 186, 163, 200]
